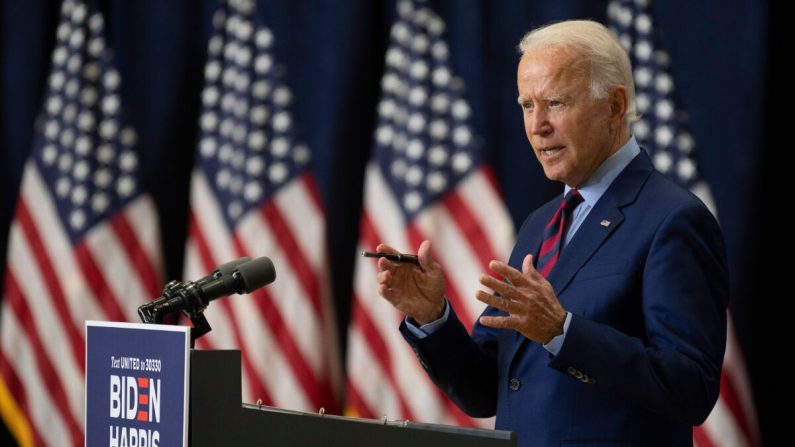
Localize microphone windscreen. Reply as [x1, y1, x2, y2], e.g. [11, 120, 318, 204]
[218, 256, 250, 276]
[237, 256, 276, 292]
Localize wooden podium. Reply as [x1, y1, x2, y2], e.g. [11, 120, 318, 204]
[190, 350, 516, 446]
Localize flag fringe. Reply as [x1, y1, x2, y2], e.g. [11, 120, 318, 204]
[0, 375, 34, 447]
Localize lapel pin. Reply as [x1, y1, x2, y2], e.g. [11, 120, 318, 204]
[600, 219, 611, 227]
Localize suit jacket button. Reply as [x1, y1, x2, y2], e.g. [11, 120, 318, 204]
[574, 371, 584, 379]
[567, 366, 576, 376]
[509, 378, 521, 391]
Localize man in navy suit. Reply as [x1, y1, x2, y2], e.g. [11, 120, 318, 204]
[375, 20, 727, 446]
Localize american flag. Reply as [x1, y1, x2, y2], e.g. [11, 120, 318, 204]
[607, 1, 760, 445]
[0, 0, 164, 445]
[183, 0, 341, 412]
[345, 0, 514, 426]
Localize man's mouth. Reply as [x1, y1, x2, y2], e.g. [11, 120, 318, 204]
[539, 146, 564, 157]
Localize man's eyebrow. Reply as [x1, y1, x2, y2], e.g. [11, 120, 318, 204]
[516, 93, 571, 105]
[546, 93, 570, 102]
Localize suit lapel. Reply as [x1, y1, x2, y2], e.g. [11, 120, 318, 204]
[507, 151, 655, 365]
[545, 202, 624, 296]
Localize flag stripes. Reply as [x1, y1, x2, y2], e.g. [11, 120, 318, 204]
[183, 0, 340, 415]
[0, 0, 165, 443]
[607, 1, 760, 445]
[346, 0, 514, 428]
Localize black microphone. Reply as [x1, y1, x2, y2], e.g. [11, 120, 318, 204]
[137, 256, 276, 324]
[195, 256, 250, 287]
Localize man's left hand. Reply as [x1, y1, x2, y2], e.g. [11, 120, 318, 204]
[477, 254, 567, 344]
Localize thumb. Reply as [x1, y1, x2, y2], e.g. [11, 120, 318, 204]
[522, 254, 535, 277]
[418, 240, 434, 269]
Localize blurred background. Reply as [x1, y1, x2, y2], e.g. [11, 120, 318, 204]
[0, 0, 776, 445]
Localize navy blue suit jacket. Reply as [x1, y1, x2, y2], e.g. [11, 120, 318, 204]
[401, 151, 728, 447]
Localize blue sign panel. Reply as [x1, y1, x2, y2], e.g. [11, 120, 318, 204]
[85, 321, 190, 447]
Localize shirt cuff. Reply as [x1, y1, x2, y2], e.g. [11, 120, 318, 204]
[403, 301, 450, 339]
[543, 312, 572, 355]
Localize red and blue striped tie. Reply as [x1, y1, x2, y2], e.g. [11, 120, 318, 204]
[536, 189, 584, 277]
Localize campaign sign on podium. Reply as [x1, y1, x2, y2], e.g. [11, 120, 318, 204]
[85, 321, 190, 447]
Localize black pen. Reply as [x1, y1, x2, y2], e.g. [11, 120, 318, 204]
[361, 251, 420, 265]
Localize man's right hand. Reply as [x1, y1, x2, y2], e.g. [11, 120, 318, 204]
[375, 240, 446, 325]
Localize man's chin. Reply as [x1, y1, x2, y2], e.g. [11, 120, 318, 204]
[541, 165, 566, 184]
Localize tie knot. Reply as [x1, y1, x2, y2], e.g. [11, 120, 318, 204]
[563, 188, 583, 212]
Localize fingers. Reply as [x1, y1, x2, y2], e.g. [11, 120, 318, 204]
[376, 268, 391, 285]
[375, 243, 400, 255]
[376, 256, 396, 272]
[488, 260, 528, 286]
[373, 243, 399, 272]
[476, 290, 515, 314]
[479, 274, 515, 297]
[479, 315, 516, 330]
[479, 259, 530, 304]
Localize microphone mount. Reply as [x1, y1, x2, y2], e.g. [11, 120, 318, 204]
[139, 279, 215, 344]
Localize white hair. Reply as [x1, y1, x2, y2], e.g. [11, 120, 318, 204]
[518, 20, 638, 122]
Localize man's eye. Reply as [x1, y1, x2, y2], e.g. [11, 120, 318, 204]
[549, 100, 562, 107]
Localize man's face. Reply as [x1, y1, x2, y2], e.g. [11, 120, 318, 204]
[517, 47, 619, 187]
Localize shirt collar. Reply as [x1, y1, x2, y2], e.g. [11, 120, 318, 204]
[564, 136, 641, 207]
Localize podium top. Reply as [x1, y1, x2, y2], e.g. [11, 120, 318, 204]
[242, 403, 516, 447]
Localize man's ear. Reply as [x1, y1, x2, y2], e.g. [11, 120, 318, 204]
[608, 85, 628, 129]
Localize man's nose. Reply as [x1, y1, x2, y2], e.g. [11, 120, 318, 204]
[528, 110, 552, 136]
